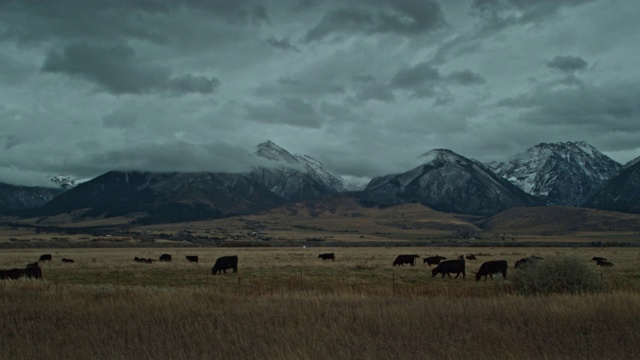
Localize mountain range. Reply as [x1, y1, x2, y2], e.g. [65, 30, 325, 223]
[1, 140, 638, 223]
[487, 141, 621, 206]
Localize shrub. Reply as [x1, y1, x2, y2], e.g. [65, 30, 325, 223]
[511, 256, 604, 296]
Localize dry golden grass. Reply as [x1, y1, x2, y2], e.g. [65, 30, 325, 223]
[2, 247, 640, 359]
[1, 282, 640, 360]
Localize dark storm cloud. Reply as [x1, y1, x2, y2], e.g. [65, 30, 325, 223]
[391, 63, 441, 89]
[0, 135, 22, 151]
[446, 70, 487, 86]
[42, 42, 218, 95]
[1, 0, 639, 185]
[471, 0, 598, 31]
[390, 63, 486, 99]
[266, 37, 299, 52]
[0, 0, 269, 45]
[244, 97, 322, 128]
[84, 141, 259, 174]
[303, 0, 446, 42]
[498, 80, 640, 133]
[350, 75, 394, 103]
[169, 74, 220, 95]
[254, 75, 345, 98]
[546, 55, 588, 73]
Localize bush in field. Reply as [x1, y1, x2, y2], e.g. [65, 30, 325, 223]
[511, 256, 604, 296]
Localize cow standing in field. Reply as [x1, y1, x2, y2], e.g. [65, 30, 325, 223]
[1, 263, 41, 280]
[432, 259, 465, 279]
[318, 253, 335, 261]
[39, 254, 52, 262]
[211, 255, 238, 275]
[393, 254, 420, 267]
[159, 254, 172, 262]
[186, 256, 199, 263]
[475, 260, 508, 281]
[423, 255, 446, 267]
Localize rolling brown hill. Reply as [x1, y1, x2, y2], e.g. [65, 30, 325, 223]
[479, 206, 640, 234]
[133, 196, 483, 243]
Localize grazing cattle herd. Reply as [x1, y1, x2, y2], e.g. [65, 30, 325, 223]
[0, 251, 617, 282]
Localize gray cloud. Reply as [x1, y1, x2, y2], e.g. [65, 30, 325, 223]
[0, 0, 269, 45]
[0, 0, 639, 186]
[471, 0, 598, 32]
[350, 75, 394, 103]
[391, 62, 441, 89]
[169, 74, 220, 95]
[244, 97, 322, 128]
[446, 70, 487, 86]
[546, 55, 588, 73]
[266, 36, 299, 52]
[42, 42, 218, 95]
[303, 0, 446, 42]
[390, 63, 485, 100]
[85, 141, 259, 174]
[497, 80, 640, 133]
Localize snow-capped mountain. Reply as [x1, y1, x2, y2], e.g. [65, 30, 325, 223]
[38, 171, 284, 223]
[488, 141, 621, 206]
[360, 149, 537, 216]
[47, 174, 90, 189]
[622, 156, 640, 171]
[249, 140, 359, 200]
[0, 183, 64, 213]
[584, 160, 640, 214]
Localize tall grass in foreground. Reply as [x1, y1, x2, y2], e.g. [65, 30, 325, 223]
[1, 282, 640, 360]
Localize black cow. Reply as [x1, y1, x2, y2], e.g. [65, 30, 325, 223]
[39, 254, 52, 262]
[592, 256, 607, 262]
[465, 254, 477, 260]
[475, 260, 508, 281]
[211, 255, 238, 275]
[24, 263, 42, 279]
[432, 259, 465, 279]
[423, 255, 447, 266]
[0, 263, 41, 280]
[186, 255, 199, 263]
[596, 260, 614, 267]
[159, 254, 172, 262]
[393, 254, 420, 267]
[61, 258, 74, 263]
[318, 253, 335, 261]
[135, 257, 154, 263]
[515, 256, 543, 269]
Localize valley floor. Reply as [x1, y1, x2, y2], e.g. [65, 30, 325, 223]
[1, 247, 640, 359]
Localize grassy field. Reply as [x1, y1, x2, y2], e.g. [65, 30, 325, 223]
[2, 247, 640, 359]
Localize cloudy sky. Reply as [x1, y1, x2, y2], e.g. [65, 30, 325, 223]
[1, 0, 639, 187]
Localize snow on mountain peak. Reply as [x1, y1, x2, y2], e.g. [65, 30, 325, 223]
[47, 174, 88, 189]
[255, 140, 300, 164]
[419, 149, 463, 164]
[252, 140, 360, 194]
[489, 141, 621, 206]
